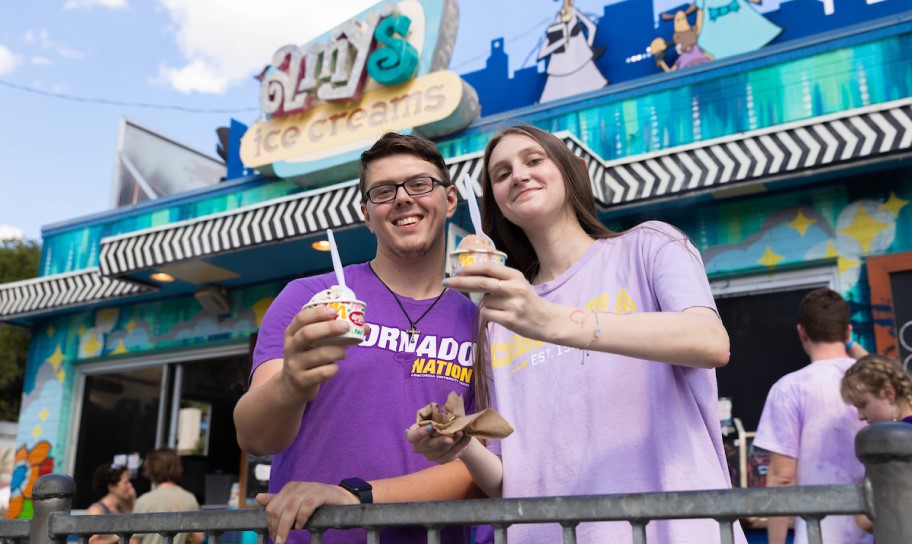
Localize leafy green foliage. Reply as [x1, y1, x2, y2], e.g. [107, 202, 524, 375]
[0, 239, 41, 420]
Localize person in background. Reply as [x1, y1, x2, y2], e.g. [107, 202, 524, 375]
[408, 124, 745, 543]
[233, 132, 483, 544]
[754, 288, 873, 544]
[131, 448, 205, 544]
[86, 463, 136, 544]
[841, 353, 912, 533]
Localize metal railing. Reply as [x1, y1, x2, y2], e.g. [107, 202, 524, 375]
[5, 423, 912, 544]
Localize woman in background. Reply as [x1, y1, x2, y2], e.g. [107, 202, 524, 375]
[86, 463, 136, 544]
[132, 448, 205, 544]
[840, 353, 912, 533]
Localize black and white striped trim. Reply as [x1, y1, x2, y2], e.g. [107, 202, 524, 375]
[589, 97, 912, 205]
[99, 181, 364, 276]
[0, 268, 154, 320]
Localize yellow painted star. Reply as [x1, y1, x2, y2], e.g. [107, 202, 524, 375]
[78, 325, 87, 335]
[879, 192, 909, 218]
[82, 333, 102, 357]
[57, 369, 66, 382]
[47, 346, 65, 371]
[758, 246, 784, 268]
[39, 408, 48, 421]
[837, 206, 889, 254]
[112, 340, 129, 355]
[32, 425, 42, 438]
[822, 242, 840, 260]
[838, 256, 861, 274]
[125, 320, 137, 333]
[46, 325, 56, 337]
[787, 209, 817, 236]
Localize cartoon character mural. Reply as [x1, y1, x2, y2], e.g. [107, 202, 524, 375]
[538, 0, 609, 103]
[695, 0, 782, 60]
[650, 3, 714, 72]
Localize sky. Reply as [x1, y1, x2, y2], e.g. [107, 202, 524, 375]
[0, 0, 698, 243]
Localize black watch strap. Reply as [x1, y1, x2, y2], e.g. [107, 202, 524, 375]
[339, 477, 373, 504]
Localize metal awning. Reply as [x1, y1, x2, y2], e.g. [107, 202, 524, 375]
[2, 98, 910, 324]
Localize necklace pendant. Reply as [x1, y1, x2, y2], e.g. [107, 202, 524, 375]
[407, 326, 420, 342]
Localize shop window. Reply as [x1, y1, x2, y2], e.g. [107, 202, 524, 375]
[71, 350, 249, 509]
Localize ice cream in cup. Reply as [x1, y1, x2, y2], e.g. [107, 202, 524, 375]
[304, 284, 367, 347]
[449, 234, 507, 276]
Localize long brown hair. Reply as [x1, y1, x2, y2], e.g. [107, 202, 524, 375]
[473, 124, 617, 408]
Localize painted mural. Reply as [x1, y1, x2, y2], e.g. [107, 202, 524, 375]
[636, 169, 912, 352]
[8, 282, 279, 518]
[455, 0, 909, 116]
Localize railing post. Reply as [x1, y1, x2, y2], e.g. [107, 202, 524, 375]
[29, 474, 76, 544]
[856, 422, 912, 544]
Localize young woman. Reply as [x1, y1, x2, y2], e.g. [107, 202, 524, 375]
[409, 125, 745, 543]
[86, 463, 136, 544]
[841, 354, 912, 425]
[840, 353, 912, 533]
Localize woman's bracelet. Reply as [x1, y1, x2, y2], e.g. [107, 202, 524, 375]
[582, 308, 601, 350]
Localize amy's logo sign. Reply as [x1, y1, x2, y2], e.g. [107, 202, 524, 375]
[242, 0, 479, 179]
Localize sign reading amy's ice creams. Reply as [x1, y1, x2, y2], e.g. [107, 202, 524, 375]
[240, 0, 479, 180]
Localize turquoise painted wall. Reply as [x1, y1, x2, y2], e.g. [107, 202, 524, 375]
[39, 178, 301, 277]
[13, 280, 282, 481]
[438, 27, 912, 166]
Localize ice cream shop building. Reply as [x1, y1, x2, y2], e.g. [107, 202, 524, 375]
[3, 0, 912, 525]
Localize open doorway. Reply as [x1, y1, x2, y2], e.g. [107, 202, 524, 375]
[71, 347, 248, 509]
[711, 267, 837, 432]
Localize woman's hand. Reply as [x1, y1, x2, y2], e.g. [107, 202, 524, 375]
[445, 263, 562, 344]
[406, 424, 472, 464]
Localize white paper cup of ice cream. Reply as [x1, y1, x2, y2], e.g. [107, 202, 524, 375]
[304, 286, 367, 347]
[449, 249, 507, 276]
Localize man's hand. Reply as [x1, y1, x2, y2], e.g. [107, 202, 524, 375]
[256, 482, 359, 544]
[278, 306, 353, 403]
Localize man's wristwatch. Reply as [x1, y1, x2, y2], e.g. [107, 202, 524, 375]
[339, 477, 373, 504]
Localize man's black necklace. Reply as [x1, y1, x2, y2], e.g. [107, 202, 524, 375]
[368, 262, 447, 343]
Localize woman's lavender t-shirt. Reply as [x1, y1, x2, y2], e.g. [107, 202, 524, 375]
[252, 262, 477, 544]
[485, 222, 747, 544]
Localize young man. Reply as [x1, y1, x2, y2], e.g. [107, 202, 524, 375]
[233, 133, 482, 544]
[754, 288, 872, 544]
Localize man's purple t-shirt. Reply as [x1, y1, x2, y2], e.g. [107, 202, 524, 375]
[755, 358, 873, 544]
[252, 262, 478, 544]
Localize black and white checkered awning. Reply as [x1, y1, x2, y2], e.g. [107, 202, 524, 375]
[0, 268, 155, 321]
[583, 97, 912, 206]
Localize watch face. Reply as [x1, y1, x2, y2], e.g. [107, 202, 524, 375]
[340, 478, 373, 504]
[341, 478, 371, 491]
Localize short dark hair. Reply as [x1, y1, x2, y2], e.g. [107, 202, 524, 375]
[141, 448, 183, 485]
[798, 288, 850, 343]
[92, 463, 129, 497]
[358, 132, 450, 198]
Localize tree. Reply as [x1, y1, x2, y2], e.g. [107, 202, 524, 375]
[0, 239, 40, 421]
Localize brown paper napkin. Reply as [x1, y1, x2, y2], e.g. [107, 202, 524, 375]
[416, 391, 514, 440]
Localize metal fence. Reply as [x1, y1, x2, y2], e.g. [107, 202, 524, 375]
[4, 423, 912, 544]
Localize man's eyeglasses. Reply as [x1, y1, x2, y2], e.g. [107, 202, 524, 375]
[364, 176, 448, 204]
